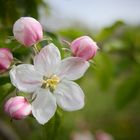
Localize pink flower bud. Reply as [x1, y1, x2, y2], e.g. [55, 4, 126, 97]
[0, 48, 13, 73]
[70, 36, 99, 61]
[4, 96, 31, 120]
[13, 17, 43, 47]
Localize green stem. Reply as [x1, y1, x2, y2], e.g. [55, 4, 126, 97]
[33, 44, 40, 54]
[42, 36, 52, 44]
[62, 40, 71, 46]
[13, 58, 23, 64]
[42, 109, 62, 140]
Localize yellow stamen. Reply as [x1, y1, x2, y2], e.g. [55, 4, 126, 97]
[42, 75, 60, 90]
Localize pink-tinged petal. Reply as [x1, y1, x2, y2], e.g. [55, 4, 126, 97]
[32, 89, 57, 125]
[5, 96, 24, 113]
[12, 103, 31, 120]
[10, 64, 42, 93]
[55, 80, 85, 111]
[0, 58, 11, 70]
[56, 57, 89, 81]
[4, 96, 31, 120]
[70, 36, 99, 60]
[0, 48, 13, 61]
[34, 43, 61, 77]
[13, 17, 43, 47]
[0, 48, 13, 72]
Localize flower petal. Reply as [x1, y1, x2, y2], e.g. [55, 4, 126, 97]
[56, 57, 89, 80]
[32, 89, 57, 125]
[10, 64, 42, 93]
[34, 43, 61, 77]
[55, 80, 85, 111]
[10, 66, 18, 87]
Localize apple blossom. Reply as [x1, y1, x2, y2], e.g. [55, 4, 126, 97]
[10, 43, 89, 124]
[13, 17, 43, 47]
[70, 36, 99, 61]
[4, 96, 31, 120]
[0, 48, 13, 73]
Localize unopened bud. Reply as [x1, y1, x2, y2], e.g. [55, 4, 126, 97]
[4, 96, 31, 120]
[0, 48, 13, 73]
[70, 36, 99, 61]
[13, 17, 43, 47]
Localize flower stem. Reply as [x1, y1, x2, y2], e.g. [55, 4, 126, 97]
[13, 58, 23, 64]
[42, 36, 52, 44]
[62, 40, 71, 46]
[33, 44, 40, 54]
[42, 109, 62, 140]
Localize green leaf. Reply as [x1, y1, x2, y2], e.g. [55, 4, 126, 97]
[59, 28, 86, 40]
[0, 76, 10, 85]
[94, 53, 114, 90]
[95, 21, 125, 42]
[115, 70, 140, 109]
[0, 84, 15, 103]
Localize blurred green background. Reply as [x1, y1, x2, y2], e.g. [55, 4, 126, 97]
[0, 0, 140, 140]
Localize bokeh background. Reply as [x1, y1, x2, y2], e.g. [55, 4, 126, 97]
[0, 0, 140, 140]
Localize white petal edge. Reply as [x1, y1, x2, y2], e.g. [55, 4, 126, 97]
[34, 43, 61, 77]
[10, 66, 18, 87]
[32, 89, 57, 125]
[10, 64, 42, 93]
[55, 80, 85, 111]
[56, 57, 89, 81]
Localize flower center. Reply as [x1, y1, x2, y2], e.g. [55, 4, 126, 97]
[42, 75, 60, 91]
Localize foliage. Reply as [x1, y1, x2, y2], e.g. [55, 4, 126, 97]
[0, 0, 140, 140]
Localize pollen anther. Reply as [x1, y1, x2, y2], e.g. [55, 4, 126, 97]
[42, 75, 60, 90]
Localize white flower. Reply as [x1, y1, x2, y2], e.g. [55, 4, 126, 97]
[10, 43, 89, 124]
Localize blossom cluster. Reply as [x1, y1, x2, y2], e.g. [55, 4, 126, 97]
[1, 17, 99, 125]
